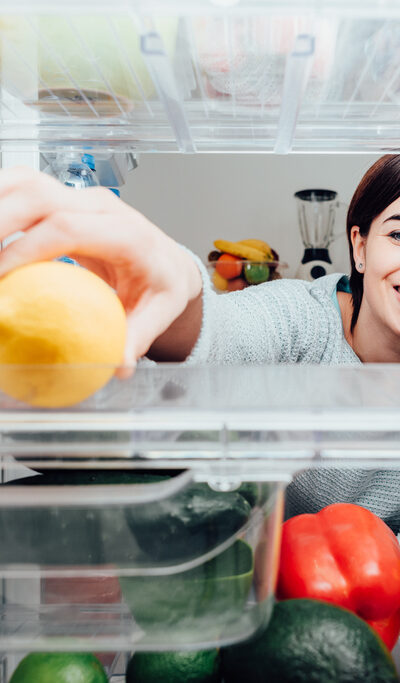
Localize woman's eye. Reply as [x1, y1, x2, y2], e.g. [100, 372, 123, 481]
[389, 231, 400, 241]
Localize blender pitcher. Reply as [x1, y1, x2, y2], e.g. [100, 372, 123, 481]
[295, 189, 340, 280]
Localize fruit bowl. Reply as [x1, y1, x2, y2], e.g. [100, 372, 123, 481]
[207, 238, 287, 292]
[207, 259, 287, 293]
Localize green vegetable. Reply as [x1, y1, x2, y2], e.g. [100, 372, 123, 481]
[126, 649, 221, 683]
[119, 539, 254, 641]
[221, 599, 399, 683]
[124, 482, 252, 563]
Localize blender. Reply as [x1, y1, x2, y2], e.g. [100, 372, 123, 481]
[294, 189, 339, 280]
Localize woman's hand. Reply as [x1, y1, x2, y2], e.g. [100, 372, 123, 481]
[0, 166, 203, 364]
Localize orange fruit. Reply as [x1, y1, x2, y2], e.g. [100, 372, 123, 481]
[215, 254, 243, 280]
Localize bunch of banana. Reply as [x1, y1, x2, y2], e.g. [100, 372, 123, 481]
[213, 238, 274, 262]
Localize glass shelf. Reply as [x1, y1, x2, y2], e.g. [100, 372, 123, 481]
[0, 1, 400, 153]
[0, 364, 399, 478]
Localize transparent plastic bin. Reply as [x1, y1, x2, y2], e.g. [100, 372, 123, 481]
[1, 363, 400, 654]
[0, 470, 284, 651]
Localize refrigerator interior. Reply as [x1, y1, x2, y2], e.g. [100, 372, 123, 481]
[1, 0, 400, 680]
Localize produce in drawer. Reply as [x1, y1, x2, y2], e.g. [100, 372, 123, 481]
[5, 470, 264, 567]
[0, 14, 177, 117]
[119, 539, 254, 642]
[0, 261, 126, 407]
[124, 481, 252, 563]
[277, 503, 400, 650]
[208, 237, 284, 292]
[126, 648, 221, 683]
[221, 599, 399, 683]
[9, 652, 108, 683]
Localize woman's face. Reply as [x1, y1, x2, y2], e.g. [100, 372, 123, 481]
[352, 195, 400, 338]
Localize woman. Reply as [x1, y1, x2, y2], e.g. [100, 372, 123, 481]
[0, 155, 399, 527]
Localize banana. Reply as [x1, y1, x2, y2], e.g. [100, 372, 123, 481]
[237, 239, 273, 260]
[213, 239, 265, 262]
[212, 269, 228, 291]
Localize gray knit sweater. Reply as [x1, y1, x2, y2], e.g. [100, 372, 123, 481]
[186, 258, 400, 532]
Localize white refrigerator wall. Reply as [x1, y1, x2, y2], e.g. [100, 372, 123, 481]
[121, 154, 380, 278]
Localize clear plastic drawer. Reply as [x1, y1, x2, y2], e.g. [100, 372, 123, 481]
[0, 470, 284, 652]
[0, 362, 399, 654]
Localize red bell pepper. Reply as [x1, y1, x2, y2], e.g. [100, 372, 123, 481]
[277, 503, 400, 650]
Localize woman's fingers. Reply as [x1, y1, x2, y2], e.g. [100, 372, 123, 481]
[0, 209, 139, 277]
[0, 171, 125, 243]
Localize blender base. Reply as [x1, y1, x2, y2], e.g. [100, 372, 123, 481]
[296, 259, 336, 281]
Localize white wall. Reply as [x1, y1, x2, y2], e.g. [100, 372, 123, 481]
[121, 154, 380, 278]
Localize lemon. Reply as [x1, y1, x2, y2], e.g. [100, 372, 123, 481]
[9, 652, 108, 683]
[0, 261, 126, 407]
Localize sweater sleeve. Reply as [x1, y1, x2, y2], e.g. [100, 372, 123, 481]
[185, 255, 334, 365]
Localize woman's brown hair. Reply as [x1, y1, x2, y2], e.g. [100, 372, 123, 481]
[347, 154, 400, 330]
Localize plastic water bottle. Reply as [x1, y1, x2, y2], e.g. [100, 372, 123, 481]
[57, 153, 100, 189]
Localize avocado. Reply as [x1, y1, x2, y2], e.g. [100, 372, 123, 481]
[124, 482, 252, 563]
[221, 599, 399, 683]
[119, 539, 254, 641]
[126, 649, 222, 683]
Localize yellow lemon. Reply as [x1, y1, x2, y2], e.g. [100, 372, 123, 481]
[0, 261, 126, 407]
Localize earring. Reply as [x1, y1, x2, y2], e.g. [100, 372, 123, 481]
[358, 262, 363, 269]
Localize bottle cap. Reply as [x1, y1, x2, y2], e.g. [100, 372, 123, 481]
[81, 153, 96, 171]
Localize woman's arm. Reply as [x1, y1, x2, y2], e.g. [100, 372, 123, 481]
[147, 290, 203, 362]
[0, 167, 328, 368]
[0, 166, 203, 364]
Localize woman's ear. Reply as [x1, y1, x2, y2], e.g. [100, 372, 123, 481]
[351, 226, 366, 274]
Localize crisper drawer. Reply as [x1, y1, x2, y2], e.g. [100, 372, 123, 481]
[1, 362, 400, 654]
[0, 468, 284, 652]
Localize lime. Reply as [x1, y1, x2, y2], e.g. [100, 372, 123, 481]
[9, 653, 108, 683]
[244, 263, 270, 285]
[126, 649, 221, 683]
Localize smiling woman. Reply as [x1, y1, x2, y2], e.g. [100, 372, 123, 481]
[345, 155, 400, 361]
